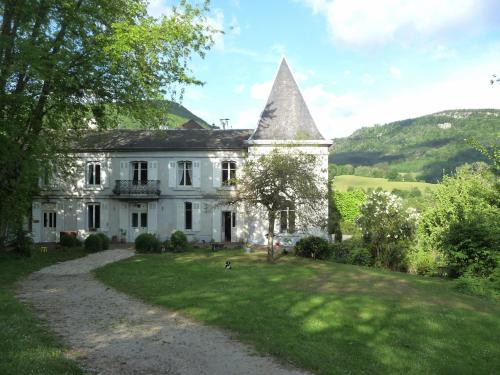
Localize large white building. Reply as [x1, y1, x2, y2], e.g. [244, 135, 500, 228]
[31, 59, 332, 244]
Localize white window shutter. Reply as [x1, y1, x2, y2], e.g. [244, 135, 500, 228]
[100, 202, 109, 232]
[119, 161, 128, 179]
[32, 202, 41, 243]
[176, 201, 184, 230]
[148, 202, 157, 232]
[212, 161, 221, 187]
[148, 161, 158, 180]
[212, 206, 220, 242]
[193, 161, 201, 188]
[193, 202, 201, 232]
[168, 161, 176, 188]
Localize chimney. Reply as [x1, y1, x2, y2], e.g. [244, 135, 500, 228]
[219, 118, 230, 130]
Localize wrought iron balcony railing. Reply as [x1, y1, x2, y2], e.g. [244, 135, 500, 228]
[113, 180, 161, 196]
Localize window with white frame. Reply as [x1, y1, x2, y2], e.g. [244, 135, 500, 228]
[222, 161, 236, 186]
[87, 162, 101, 185]
[280, 204, 296, 233]
[185, 202, 192, 230]
[87, 203, 100, 230]
[132, 161, 148, 184]
[178, 161, 192, 186]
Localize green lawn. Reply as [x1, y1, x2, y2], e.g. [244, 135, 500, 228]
[0, 248, 87, 375]
[95, 249, 500, 375]
[334, 175, 436, 192]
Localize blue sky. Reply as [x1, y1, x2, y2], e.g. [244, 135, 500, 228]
[149, 0, 500, 138]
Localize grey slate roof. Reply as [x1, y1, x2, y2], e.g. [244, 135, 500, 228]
[76, 129, 253, 152]
[251, 59, 325, 141]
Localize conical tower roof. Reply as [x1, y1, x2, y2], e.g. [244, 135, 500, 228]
[250, 59, 325, 141]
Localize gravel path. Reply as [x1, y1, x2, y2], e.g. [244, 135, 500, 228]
[16, 249, 310, 375]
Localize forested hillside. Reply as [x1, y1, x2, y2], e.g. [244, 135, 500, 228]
[330, 109, 499, 182]
[118, 101, 211, 129]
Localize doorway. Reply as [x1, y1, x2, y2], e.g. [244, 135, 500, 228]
[130, 203, 148, 241]
[42, 211, 57, 242]
[222, 211, 232, 242]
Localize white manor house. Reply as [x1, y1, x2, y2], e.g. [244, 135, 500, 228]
[31, 60, 332, 244]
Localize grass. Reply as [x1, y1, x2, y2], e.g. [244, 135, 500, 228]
[0, 247, 87, 375]
[95, 249, 500, 375]
[334, 175, 436, 192]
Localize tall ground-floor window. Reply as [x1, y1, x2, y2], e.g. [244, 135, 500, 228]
[185, 202, 192, 230]
[88, 203, 100, 230]
[280, 204, 296, 233]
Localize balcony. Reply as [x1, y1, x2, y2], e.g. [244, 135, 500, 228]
[113, 180, 161, 198]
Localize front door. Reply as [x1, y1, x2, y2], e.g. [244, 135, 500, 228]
[222, 211, 232, 242]
[42, 211, 57, 242]
[130, 204, 148, 241]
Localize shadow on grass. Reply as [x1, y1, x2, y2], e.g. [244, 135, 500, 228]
[96, 250, 500, 375]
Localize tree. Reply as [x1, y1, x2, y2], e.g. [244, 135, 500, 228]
[227, 148, 327, 262]
[417, 163, 499, 277]
[0, 0, 216, 245]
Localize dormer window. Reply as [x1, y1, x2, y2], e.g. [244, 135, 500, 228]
[178, 161, 192, 186]
[222, 161, 236, 186]
[87, 162, 101, 185]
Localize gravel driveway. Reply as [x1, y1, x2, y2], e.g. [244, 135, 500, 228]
[16, 249, 310, 375]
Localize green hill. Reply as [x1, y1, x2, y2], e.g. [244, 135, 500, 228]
[330, 109, 500, 182]
[117, 101, 212, 129]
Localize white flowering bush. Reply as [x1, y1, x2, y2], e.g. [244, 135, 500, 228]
[356, 191, 419, 270]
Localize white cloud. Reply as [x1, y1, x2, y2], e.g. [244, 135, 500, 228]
[361, 73, 375, 85]
[300, 0, 488, 45]
[232, 107, 261, 129]
[207, 9, 225, 50]
[250, 80, 273, 100]
[229, 15, 241, 36]
[301, 59, 500, 139]
[234, 84, 245, 94]
[147, 0, 172, 18]
[389, 66, 402, 79]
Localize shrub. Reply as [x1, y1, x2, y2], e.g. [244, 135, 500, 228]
[96, 233, 110, 250]
[418, 164, 499, 278]
[348, 247, 373, 266]
[334, 189, 365, 223]
[135, 233, 161, 253]
[170, 230, 188, 251]
[84, 234, 102, 252]
[14, 230, 34, 257]
[407, 247, 439, 275]
[60, 234, 82, 248]
[330, 241, 350, 263]
[357, 191, 418, 269]
[294, 236, 331, 260]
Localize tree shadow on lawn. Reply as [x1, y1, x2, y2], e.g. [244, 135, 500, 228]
[97, 251, 500, 375]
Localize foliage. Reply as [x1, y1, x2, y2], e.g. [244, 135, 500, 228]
[418, 164, 499, 277]
[357, 191, 419, 270]
[330, 238, 373, 266]
[84, 234, 103, 252]
[294, 236, 331, 260]
[96, 233, 110, 250]
[330, 109, 498, 182]
[333, 188, 365, 223]
[0, 248, 87, 375]
[0, 0, 216, 245]
[406, 247, 439, 275]
[12, 229, 34, 257]
[135, 233, 161, 253]
[170, 230, 188, 251]
[454, 270, 500, 300]
[59, 234, 82, 248]
[348, 246, 373, 266]
[327, 178, 342, 241]
[228, 148, 327, 261]
[96, 249, 500, 375]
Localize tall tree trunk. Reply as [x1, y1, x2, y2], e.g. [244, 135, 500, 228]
[267, 211, 276, 262]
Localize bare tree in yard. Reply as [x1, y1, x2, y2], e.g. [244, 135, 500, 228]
[227, 148, 327, 262]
